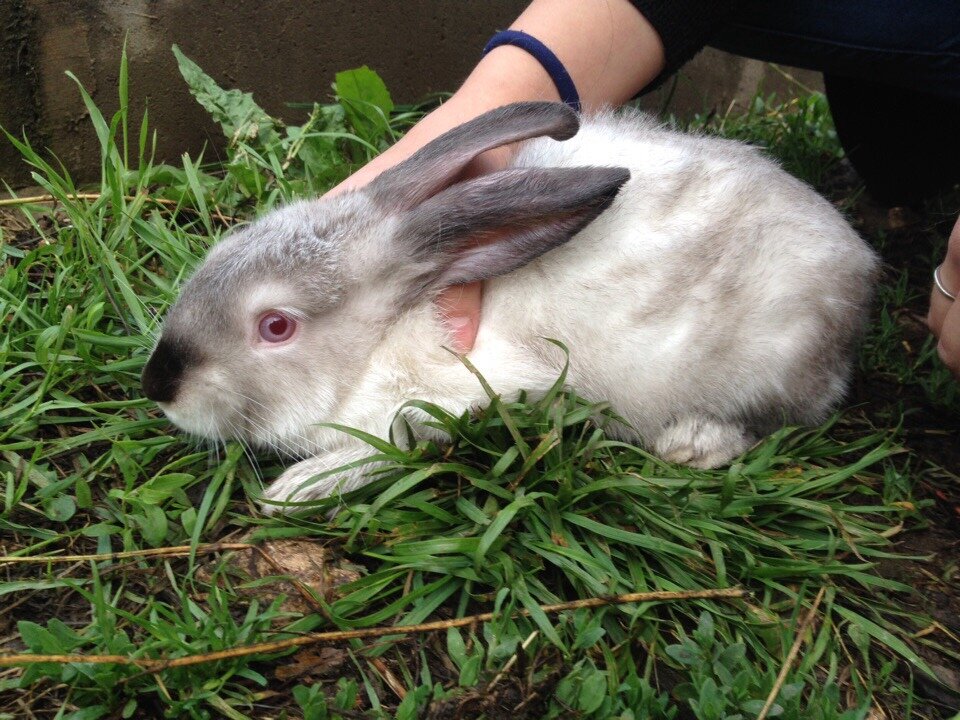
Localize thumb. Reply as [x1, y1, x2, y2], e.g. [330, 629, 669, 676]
[437, 282, 483, 353]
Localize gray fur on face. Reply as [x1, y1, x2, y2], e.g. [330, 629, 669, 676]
[143, 107, 621, 452]
[145, 193, 391, 448]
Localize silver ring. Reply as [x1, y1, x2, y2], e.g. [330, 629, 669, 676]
[934, 264, 957, 302]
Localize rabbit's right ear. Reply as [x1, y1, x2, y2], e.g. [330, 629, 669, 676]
[369, 102, 579, 211]
[393, 165, 631, 290]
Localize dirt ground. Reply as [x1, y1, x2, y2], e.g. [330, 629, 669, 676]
[843, 185, 960, 717]
[2, 171, 960, 717]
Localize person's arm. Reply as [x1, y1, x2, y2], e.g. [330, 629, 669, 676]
[331, 0, 665, 195]
[327, 0, 667, 350]
[928, 216, 960, 377]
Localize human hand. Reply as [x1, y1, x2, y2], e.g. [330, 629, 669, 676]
[321, 32, 563, 356]
[927, 214, 960, 377]
[327, 133, 511, 353]
[325, 0, 665, 352]
[431, 145, 513, 352]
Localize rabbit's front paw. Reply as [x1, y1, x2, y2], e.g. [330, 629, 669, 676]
[260, 449, 375, 515]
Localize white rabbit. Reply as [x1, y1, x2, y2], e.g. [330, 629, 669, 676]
[141, 102, 878, 513]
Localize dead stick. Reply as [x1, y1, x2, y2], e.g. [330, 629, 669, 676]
[756, 586, 827, 720]
[0, 543, 255, 564]
[0, 192, 178, 208]
[0, 192, 226, 220]
[0, 587, 745, 671]
[370, 656, 407, 701]
[486, 629, 539, 692]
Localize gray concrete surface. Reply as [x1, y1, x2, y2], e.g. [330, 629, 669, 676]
[1, 1, 822, 186]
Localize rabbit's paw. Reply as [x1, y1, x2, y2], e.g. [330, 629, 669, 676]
[260, 449, 374, 515]
[653, 416, 753, 469]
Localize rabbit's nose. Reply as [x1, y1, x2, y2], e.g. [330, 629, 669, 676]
[142, 336, 190, 403]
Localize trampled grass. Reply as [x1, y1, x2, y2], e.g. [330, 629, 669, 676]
[1, 50, 958, 719]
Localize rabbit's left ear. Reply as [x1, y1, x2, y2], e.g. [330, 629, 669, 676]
[370, 102, 580, 211]
[395, 165, 630, 288]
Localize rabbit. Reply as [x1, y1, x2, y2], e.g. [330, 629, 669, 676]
[141, 101, 879, 514]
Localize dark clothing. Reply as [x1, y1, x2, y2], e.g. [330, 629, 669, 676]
[624, 1, 741, 85]
[628, 0, 960, 204]
[628, 0, 960, 97]
[714, 0, 960, 99]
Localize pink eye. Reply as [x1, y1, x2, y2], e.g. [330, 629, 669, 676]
[258, 311, 297, 343]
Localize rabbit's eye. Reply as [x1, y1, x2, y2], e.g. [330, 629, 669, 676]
[258, 311, 296, 343]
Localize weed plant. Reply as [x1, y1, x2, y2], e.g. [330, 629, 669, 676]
[0, 49, 956, 719]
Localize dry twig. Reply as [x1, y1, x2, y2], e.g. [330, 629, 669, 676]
[756, 585, 827, 720]
[486, 630, 539, 692]
[370, 656, 407, 701]
[0, 543, 256, 564]
[0, 192, 177, 208]
[0, 587, 746, 672]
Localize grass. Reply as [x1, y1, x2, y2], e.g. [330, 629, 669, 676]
[1, 49, 959, 719]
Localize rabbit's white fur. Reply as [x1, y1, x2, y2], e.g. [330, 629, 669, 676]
[142, 105, 878, 512]
[261, 112, 875, 506]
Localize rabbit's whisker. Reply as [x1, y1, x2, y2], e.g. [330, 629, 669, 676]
[210, 382, 325, 459]
[224, 417, 265, 487]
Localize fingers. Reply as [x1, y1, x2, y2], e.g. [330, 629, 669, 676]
[928, 215, 960, 377]
[437, 281, 483, 353]
[936, 303, 960, 376]
[928, 280, 953, 339]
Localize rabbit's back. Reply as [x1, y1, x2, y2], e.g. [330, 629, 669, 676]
[472, 110, 878, 442]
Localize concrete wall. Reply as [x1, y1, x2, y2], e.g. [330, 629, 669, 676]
[0, 1, 822, 186]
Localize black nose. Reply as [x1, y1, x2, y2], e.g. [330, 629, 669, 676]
[141, 337, 191, 403]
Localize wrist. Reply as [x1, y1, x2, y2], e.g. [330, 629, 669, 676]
[455, 45, 562, 110]
[325, 27, 586, 197]
[373, 53, 555, 171]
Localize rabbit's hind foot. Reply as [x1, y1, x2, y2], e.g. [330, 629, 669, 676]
[652, 415, 753, 469]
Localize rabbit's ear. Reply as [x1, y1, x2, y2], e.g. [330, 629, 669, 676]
[370, 102, 579, 211]
[396, 166, 630, 288]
